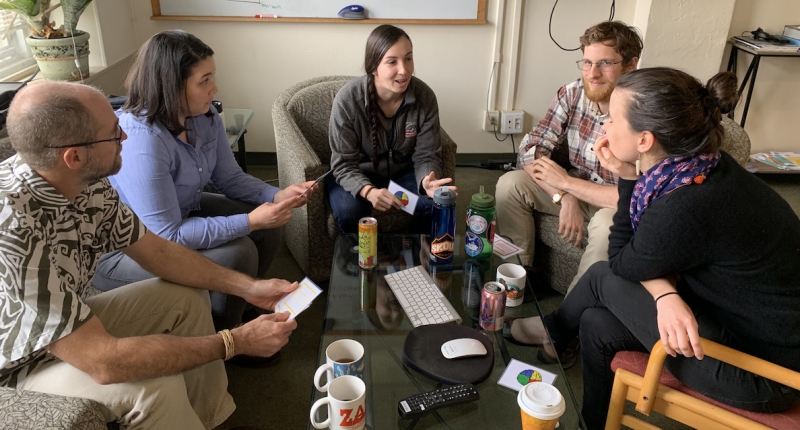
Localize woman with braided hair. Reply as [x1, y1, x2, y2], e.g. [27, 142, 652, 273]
[327, 24, 455, 234]
[509, 67, 800, 429]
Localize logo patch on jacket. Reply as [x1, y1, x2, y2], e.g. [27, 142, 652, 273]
[405, 122, 417, 138]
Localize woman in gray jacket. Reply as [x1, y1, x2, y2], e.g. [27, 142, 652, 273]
[327, 25, 455, 233]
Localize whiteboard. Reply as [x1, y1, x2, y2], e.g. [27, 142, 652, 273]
[154, 0, 484, 22]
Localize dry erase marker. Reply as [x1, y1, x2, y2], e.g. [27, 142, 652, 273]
[254, 14, 278, 18]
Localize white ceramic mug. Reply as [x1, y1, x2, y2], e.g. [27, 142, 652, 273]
[314, 339, 365, 392]
[497, 263, 527, 307]
[309, 375, 366, 430]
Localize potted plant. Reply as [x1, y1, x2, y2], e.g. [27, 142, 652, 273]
[0, 0, 93, 81]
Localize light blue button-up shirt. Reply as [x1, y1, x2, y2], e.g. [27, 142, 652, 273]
[110, 109, 278, 250]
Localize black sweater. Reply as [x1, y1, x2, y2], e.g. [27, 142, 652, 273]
[609, 153, 800, 369]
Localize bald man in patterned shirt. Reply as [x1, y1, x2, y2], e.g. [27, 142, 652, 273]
[0, 81, 297, 429]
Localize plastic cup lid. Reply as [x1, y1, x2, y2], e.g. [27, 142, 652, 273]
[434, 186, 456, 205]
[518, 382, 566, 420]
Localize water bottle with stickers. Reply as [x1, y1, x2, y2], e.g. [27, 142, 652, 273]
[465, 186, 496, 260]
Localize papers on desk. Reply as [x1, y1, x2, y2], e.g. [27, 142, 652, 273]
[497, 359, 558, 392]
[732, 36, 800, 52]
[274, 277, 323, 319]
[750, 152, 800, 171]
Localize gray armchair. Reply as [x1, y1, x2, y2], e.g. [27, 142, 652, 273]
[273, 76, 457, 281]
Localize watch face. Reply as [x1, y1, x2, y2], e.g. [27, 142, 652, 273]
[552, 193, 561, 204]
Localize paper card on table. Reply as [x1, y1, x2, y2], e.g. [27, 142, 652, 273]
[493, 235, 525, 259]
[388, 180, 419, 215]
[274, 277, 323, 319]
[497, 359, 558, 392]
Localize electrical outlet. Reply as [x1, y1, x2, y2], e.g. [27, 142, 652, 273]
[500, 110, 524, 134]
[482, 110, 500, 132]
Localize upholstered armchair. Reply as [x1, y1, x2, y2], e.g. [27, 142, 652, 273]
[532, 121, 752, 294]
[273, 76, 457, 281]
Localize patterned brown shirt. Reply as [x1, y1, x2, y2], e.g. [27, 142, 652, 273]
[0, 155, 146, 387]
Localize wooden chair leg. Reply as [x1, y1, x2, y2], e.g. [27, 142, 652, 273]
[605, 369, 630, 430]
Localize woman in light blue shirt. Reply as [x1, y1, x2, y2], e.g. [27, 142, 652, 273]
[95, 30, 314, 334]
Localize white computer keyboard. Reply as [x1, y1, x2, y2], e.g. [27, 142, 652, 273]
[384, 266, 462, 327]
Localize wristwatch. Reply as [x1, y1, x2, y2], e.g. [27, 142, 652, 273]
[552, 190, 567, 205]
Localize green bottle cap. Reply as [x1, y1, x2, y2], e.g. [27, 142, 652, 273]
[470, 185, 494, 208]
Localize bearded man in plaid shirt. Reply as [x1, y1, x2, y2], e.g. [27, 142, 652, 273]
[496, 21, 643, 295]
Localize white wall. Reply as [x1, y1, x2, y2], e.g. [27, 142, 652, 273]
[94, 0, 797, 155]
[116, 0, 633, 154]
[725, 0, 800, 153]
[636, 0, 735, 81]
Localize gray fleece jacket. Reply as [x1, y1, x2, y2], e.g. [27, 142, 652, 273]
[328, 75, 442, 197]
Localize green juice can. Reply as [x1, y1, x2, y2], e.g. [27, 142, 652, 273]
[465, 186, 496, 260]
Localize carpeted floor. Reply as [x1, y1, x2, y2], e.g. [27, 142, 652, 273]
[218, 164, 800, 430]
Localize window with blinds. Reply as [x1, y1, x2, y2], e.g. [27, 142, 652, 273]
[0, 11, 36, 80]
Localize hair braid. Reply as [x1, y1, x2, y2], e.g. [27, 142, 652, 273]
[367, 74, 380, 169]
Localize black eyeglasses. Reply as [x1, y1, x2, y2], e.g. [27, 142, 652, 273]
[46, 125, 122, 149]
[576, 60, 623, 71]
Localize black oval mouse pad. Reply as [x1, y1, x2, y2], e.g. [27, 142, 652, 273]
[402, 324, 494, 385]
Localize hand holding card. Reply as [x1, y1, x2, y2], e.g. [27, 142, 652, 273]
[302, 170, 332, 197]
[387, 180, 419, 215]
[274, 277, 323, 319]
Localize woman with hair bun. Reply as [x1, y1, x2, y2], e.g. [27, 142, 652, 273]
[509, 67, 800, 429]
[327, 24, 455, 234]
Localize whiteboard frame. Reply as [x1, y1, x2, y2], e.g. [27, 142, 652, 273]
[150, 0, 487, 25]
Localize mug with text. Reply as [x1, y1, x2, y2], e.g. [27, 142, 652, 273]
[310, 375, 367, 430]
[314, 339, 365, 392]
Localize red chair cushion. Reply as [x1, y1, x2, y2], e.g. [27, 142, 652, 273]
[611, 351, 800, 430]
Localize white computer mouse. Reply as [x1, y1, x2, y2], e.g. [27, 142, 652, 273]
[441, 338, 488, 359]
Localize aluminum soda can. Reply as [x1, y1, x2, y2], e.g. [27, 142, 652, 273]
[358, 217, 378, 269]
[480, 281, 507, 331]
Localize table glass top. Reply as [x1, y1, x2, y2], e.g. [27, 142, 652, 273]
[224, 108, 254, 148]
[309, 234, 585, 430]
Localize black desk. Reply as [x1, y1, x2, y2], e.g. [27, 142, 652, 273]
[726, 41, 800, 128]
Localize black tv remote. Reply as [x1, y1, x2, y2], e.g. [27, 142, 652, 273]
[397, 383, 480, 418]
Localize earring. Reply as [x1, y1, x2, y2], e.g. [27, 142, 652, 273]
[635, 153, 641, 176]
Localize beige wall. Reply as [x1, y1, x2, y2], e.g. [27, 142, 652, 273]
[97, 0, 797, 155]
[110, 0, 635, 154]
[725, 0, 800, 153]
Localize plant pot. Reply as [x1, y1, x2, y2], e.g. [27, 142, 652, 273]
[25, 31, 90, 81]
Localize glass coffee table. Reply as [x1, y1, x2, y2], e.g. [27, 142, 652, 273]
[309, 234, 585, 429]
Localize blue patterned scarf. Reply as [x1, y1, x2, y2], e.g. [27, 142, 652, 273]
[630, 152, 721, 233]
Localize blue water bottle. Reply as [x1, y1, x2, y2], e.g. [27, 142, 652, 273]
[430, 187, 456, 264]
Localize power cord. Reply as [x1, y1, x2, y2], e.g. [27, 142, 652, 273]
[68, 27, 84, 83]
[549, 0, 616, 51]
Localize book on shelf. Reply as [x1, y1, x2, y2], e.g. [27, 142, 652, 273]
[732, 36, 800, 52]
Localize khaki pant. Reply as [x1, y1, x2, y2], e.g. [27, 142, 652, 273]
[496, 169, 616, 294]
[18, 279, 235, 430]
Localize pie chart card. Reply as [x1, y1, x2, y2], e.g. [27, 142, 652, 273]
[388, 181, 419, 216]
[497, 358, 558, 392]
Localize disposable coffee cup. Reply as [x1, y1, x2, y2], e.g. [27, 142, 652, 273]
[518, 382, 565, 430]
[497, 263, 526, 307]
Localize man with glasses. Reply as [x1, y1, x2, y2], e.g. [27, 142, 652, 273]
[496, 21, 642, 309]
[0, 81, 298, 429]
